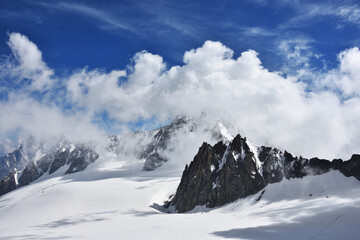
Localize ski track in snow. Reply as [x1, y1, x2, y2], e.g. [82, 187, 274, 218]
[0, 157, 359, 240]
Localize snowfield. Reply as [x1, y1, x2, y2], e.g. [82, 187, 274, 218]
[0, 157, 359, 240]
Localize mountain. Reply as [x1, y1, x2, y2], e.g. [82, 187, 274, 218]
[0, 141, 98, 196]
[166, 134, 360, 212]
[0, 121, 359, 239]
[0, 145, 28, 181]
[0, 116, 235, 197]
[0, 149, 359, 239]
[0, 137, 43, 180]
[109, 116, 237, 171]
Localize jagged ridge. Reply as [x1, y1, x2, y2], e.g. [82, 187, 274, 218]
[166, 134, 360, 213]
[109, 116, 236, 171]
[0, 143, 98, 196]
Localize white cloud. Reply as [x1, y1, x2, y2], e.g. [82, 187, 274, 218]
[276, 34, 315, 72]
[337, 5, 360, 24]
[280, 3, 360, 29]
[7, 32, 54, 91]
[31, 2, 134, 33]
[1, 34, 360, 161]
[63, 40, 360, 159]
[0, 94, 107, 149]
[315, 47, 360, 97]
[66, 51, 166, 122]
[240, 27, 276, 37]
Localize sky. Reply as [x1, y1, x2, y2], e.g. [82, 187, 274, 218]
[0, 0, 360, 159]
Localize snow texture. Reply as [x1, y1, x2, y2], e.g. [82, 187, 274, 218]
[0, 157, 359, 240]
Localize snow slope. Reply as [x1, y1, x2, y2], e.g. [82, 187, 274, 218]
[0, 155, 359, 240]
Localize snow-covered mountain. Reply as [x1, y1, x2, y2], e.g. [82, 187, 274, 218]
[0, 137, 42, 180]
[165, 134, 360, 212]
[0, 141, 98, 196]
[0, 156, 359, 239]
[0, 117, 359, 239]
[0, 116, 236, 196]
[108, 115, 237, 171]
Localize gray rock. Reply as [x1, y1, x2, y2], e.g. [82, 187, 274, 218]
[168, 134, 265, 213]
[0, 173, 17, 196]
[166, 134, 360, 213]
[0, 143, 99, 197]
[142, 116, 190, 171]
[65, 145, 99, 174]
[0, 145, 28, 180]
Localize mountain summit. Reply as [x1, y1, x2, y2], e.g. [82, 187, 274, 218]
[166, 134, 360, 212]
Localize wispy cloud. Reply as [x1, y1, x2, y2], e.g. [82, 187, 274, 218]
[338, 5, 360, 24]
[240, 27, 276, 37]
[279, 3, 360, 29]
[0, 9, 43, 24]
[135, 1, 204, 38]
[29, 1, 203, 39]
[276, 34, 316, 72]
[30, 1, 136, 34]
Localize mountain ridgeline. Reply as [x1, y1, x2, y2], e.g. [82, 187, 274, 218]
[165, 134, 360, 213]
[1, 117, 359, 212]
[108, 116, 234, 171]
[0, 116, 232, 197]
[0, 143, 98, 196]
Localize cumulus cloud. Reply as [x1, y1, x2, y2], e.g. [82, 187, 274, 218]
[1, 33, 360, 161]
[6, 32, 54, 91]
[65, 40, 360, 159]
[315, 47, 360, 97]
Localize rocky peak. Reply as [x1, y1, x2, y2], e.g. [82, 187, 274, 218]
[0, 142, 99, 197]
[166, 135, 265, 213]
[0, 137, 48, 181]
[0, 173, 17, 196]
[142, 116, 192, 171]
[0, 146, 27, 180]
[166, 134, 360, 213]
[108, 115, 239, 171]
[140, 116, 237, 171]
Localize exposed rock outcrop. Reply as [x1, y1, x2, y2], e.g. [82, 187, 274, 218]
[0, 145, 30, 180]
[0, 143, 99, 197]
[167, 134, 265, 212]
[109, 116, 237, 171]
[0, 173, 17, 196]
[166, 134, 360, 213]
[0, 137, 42, 180]
[142, 116, 191, 171]
[65, 145, 99, 174]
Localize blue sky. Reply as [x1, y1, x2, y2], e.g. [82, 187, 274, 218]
[1, 0, 360, 158]
[1, 0, 359, 73]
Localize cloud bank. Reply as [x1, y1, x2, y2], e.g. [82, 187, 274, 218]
[1, 33, 360, 160]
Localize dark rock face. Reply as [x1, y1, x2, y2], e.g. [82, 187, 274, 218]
[336, 154, 360, 181]
[166, 134, 360, 213]
[0, 173, 17, 196]
[109, 116, 237, 171]
[65, 145, 99, 174]
[170, 143, 219, 212]
[168, 135, 265, 213]
[142, 116, 191, 171]
[142, 152, 167, 171]
[49, 149, 70, 174]
[0, 145, 28, 180]
[0, 138, 41, 181]
[0, 143, 99, 197]
[260, 147, 284, 184]
[18, 154, 53, 187]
